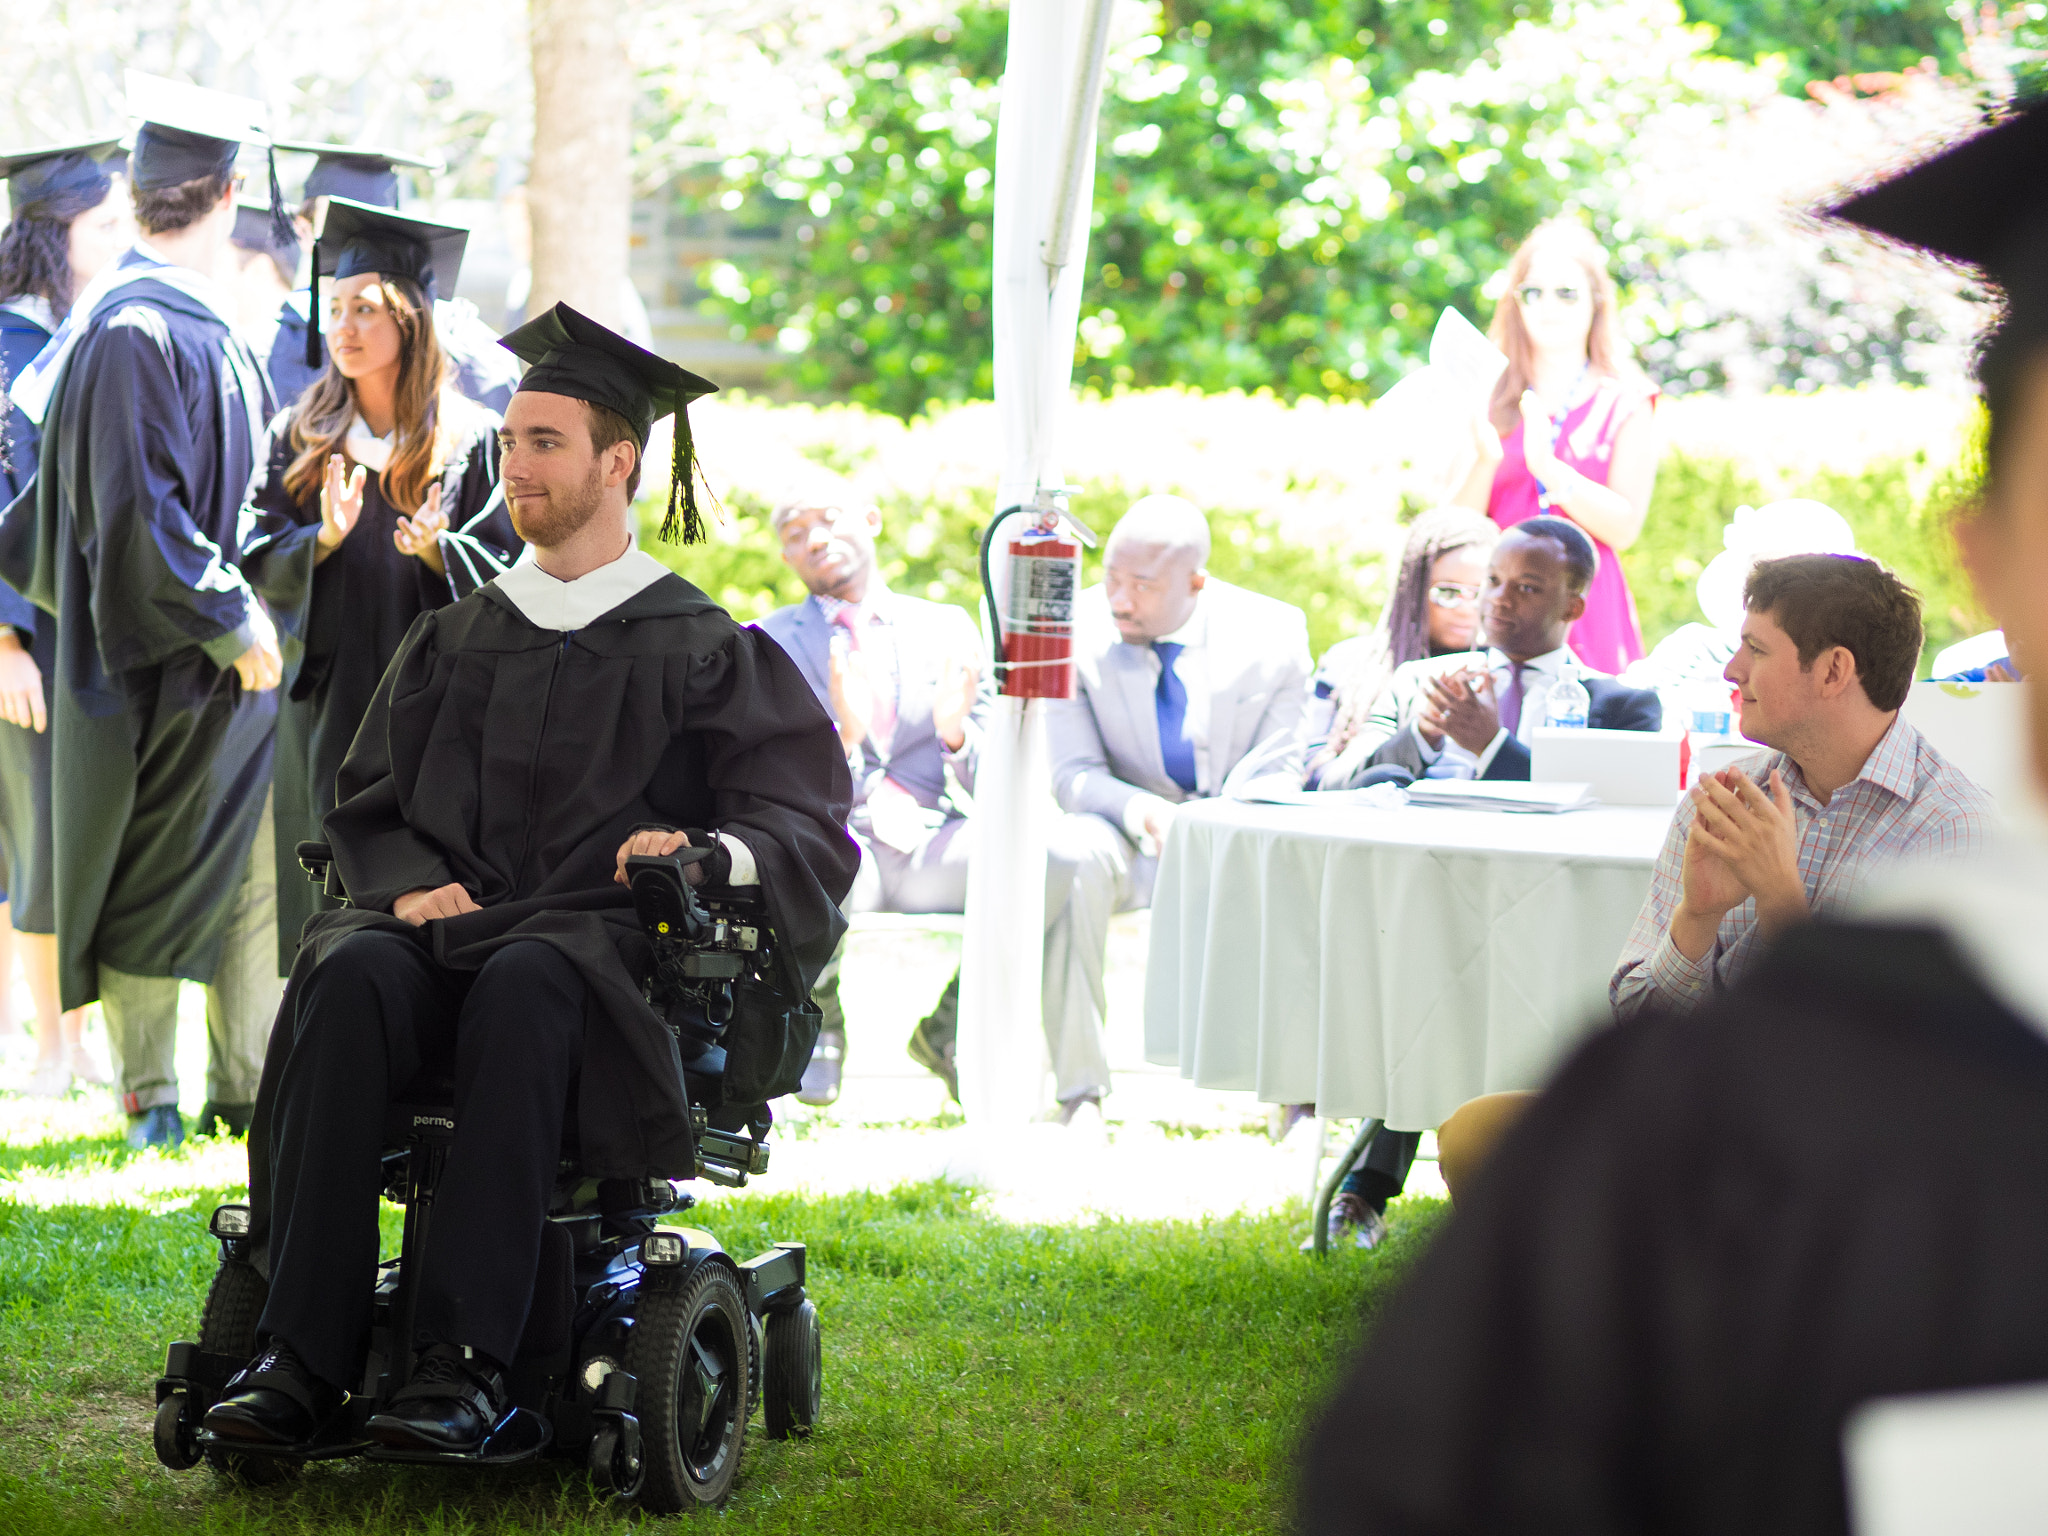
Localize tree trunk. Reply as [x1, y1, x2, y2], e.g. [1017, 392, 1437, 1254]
[527, 0, 632, 326]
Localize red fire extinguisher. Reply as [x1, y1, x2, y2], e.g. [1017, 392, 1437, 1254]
[980, 503, 1085, 700]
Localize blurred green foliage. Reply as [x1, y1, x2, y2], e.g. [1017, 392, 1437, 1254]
[698, 0, 2008, 419]
[1621, 445, 1990, 671]
[1678, 0, 1965, 89]
[649, 430, 1986, 675]
[707, 0, 1574, 416]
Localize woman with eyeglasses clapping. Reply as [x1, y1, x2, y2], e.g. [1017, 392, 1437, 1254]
[1303, 506, 1499, 787]
[1450, 219, 1660, 674]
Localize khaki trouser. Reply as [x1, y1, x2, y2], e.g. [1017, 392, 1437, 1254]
[1436, 1090, 1540, 1205]
[101, 791, 282, 1114]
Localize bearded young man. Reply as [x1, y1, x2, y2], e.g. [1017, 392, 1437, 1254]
[203, 303, 857, 1457]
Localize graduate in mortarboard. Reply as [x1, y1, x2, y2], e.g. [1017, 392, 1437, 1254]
[237, 197, 521, 975]
[0, 72, 291, 1148]
[0, 134, 131, 1095]
[205, 303, 855, 1455]
[1299, 106, 2048, 1536]
[222, 199, 304, 360]
[265, 141, 521, 413]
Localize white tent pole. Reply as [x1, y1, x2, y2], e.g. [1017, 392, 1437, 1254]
[957, 0, 1117, 1126]
[1043, 0, 1117, 286]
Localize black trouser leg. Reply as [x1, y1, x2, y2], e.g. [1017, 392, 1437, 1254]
[1341, 1128, 1424, 1212]
[414, 940, 588, 1370]
[258, 932, 462, 1391]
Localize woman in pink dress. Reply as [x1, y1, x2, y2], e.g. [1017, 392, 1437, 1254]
[1451, 221, 1660, 674]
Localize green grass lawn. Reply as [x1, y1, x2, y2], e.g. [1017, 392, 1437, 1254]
[0, 1103, 1443, 1533]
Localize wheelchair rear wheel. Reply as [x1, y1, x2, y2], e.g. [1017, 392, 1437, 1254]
[762, 1300, 821, 1439]
[197, 1261, 298, 1488]
[630, 1262, 752, 1511]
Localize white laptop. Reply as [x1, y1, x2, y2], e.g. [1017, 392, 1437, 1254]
[1529, 726, 1683, 807]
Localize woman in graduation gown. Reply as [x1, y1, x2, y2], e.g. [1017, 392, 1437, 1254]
[0, 137, 131, 1094]
[239, 199, 519, 974]
[1299, 104, 2048, 1536]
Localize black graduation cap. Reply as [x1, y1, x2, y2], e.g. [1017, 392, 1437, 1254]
[1828, 99, 2048, 294]
[124, 71, 294, 248]
[499, 303, 720, 544]
[0, 136, 121, 213]
[273, 140, 441, 209]
[230, 199, 303, 276]
[304, 196, 469, 368]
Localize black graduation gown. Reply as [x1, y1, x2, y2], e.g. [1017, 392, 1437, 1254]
[268, 294, 522, 413]
[239, 410, 520, 971]
[244, 571, 858, 1259]
[0, 301, 58, 931]
[0, 258, 277, 1008]
[1300, 922, 2048, 1536]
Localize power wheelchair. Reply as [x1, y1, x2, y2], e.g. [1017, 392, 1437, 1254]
[150, 843, 824, 1512]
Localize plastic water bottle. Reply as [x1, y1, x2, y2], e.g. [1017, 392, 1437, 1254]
[1543, 675, 1590, 729]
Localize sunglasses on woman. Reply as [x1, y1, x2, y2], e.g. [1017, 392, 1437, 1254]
[1517, 284, 1585, 307]
[1428, 582, 1481, 609]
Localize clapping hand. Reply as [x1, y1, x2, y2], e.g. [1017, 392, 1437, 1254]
[316, 454, 366, 557]
[394, 482, 448, 575]
[1686, 767, 1807, 934]
[932, 653, 979, 751]
[1423, 667, 1502, 755]
[0, 630, 45, 733]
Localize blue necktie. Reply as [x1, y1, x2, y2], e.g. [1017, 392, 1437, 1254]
[1154, 641, 1197, 794]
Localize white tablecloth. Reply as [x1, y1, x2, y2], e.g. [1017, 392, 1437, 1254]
[1143, 798, 1675, 1129]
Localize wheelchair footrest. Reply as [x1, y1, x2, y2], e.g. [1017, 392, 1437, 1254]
[194, 1402, 372, 1462]
[362, 1405, 552, 1466]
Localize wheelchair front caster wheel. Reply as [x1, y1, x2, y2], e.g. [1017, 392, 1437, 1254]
[153, 1392, 202, 1470]
[762, 1300, 821, 1439]
[588, 1417, 645, 1500]
[630, 1262, 751, 1512]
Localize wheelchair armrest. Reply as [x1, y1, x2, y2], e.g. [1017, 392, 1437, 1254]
[295, 841, 349, 901]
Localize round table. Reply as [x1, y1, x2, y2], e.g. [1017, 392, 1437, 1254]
[1142, 797, 1675, 1131]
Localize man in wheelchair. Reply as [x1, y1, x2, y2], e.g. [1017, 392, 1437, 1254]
[193, 305, 857, 1468]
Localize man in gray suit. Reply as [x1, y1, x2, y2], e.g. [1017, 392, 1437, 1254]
[1043, 495, 1312, 1124]
[757, 483, 986, 1104]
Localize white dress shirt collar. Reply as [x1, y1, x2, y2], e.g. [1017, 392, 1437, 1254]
[494, 536, 670, 631]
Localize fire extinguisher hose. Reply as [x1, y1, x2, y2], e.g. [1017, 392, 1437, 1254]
[979, 504, 1030, 691]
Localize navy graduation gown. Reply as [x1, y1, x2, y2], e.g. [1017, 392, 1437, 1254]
[1, 256, 277, 1008]
[0, 300, 58, 930]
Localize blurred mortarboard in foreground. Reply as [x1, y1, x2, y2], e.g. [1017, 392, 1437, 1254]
[499, 302, 719, 543]
[304, 196, 469, 367]
[123, 71, 292, 247]
[230, 198, 304, 277]
[0, 136, 122, 213]
[1829, 99, 2048, 296]
[274, 140, 441, 209]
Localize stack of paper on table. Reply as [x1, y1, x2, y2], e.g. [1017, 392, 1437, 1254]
[1404, 779, 1598, 813]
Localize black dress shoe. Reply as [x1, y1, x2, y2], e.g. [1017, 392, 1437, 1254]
[204, 1339, 344, 1447]
[365, 1344, 507, 1453]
